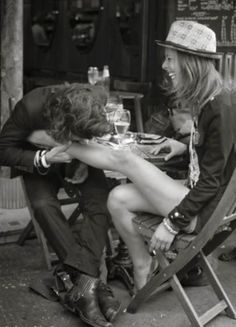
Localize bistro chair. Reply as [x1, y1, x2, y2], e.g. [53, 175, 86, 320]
[17, 175, 83, 270]
[112, 79, 152, 133]
[127, 156, 236, 327]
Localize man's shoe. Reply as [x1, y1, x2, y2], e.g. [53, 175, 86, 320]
[180, 265, 209, 287]
[218, 247, 236, 262]
[97, 282, 121, 322]
[64, 273, 112, 327]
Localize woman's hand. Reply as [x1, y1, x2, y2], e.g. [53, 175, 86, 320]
[45, 144, 73, 164]
[149, 222, 176, 253]
[150, 138, 187, 161]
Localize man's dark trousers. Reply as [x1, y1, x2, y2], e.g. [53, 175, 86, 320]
[23, 166, 112, 277]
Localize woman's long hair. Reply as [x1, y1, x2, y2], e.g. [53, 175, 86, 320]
[162, 51, 223, 112]
[43, 84, 111, 143]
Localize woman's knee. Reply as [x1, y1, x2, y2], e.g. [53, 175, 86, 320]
[107, 185, 129, 214]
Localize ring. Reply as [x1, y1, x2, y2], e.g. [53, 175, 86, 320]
[151, 249, 156, 256]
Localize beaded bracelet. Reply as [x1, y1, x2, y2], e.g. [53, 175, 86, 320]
[163, 217, 178, 235]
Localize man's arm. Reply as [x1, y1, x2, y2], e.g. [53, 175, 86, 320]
[27, 130, 59, 148]
[0, 100, 36, 171]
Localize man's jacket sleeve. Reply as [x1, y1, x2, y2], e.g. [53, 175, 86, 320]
[0, 99, 36, 172]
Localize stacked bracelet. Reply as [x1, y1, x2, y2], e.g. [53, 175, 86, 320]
[163, 217, 179, 235]
[34, 150, 50, 175]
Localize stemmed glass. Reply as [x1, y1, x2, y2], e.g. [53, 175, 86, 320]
[113, 109, 131, 146]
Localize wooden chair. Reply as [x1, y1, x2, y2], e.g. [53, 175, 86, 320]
[127, 163, 236, 327]
[112, 79, 151, 133]
[18, 177, 83, 270]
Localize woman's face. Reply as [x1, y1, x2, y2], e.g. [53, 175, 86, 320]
[162, 48, 180, 87]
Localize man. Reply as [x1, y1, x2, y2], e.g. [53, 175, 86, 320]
[0, 84, 120, 327]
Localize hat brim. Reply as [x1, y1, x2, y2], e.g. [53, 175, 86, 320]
[155, 40, 221, 60]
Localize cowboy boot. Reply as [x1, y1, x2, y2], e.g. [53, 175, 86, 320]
[64, 273, 112, 327]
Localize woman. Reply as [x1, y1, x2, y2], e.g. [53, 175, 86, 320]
[33, 21, 235, 291]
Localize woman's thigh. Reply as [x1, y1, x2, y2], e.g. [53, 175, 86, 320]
[110, 179, 189, 217]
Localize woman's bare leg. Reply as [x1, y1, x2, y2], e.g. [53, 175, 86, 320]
[108, 183, 156, 289]
[68, 143, 188, 213]
[108, 180, 189, 289]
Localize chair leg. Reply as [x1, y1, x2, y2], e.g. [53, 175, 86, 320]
[199, 251, 236, 319]
[158, 250, 204, 327]
[171, 274, 204, 327]
[17, 220, 34, 245]
[19, 177, 54, 270]
[31, 217, 53, 270]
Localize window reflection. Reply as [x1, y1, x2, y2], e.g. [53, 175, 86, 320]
[116, 0, 141, 48]
[32, 15, 50, 47]
[31, 9, 58, 48]
[68, 0, 102, 50]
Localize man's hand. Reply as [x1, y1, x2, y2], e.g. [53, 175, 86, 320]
[149, 222, 175, 253]
[45, 144, 73, 164]
[150, 138, 187, 161]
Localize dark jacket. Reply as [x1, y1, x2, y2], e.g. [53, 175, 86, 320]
[0, 86, 60, 173]
[175, 91, 236, 230]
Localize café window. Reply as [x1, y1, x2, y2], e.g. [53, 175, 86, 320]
[68, 0, 103, 50]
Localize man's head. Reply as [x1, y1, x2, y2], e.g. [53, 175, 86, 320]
[44, 84, 111, 143]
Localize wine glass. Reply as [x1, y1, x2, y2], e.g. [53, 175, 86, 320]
[113, 109, 131, 146]
[88, 67, 99, 85]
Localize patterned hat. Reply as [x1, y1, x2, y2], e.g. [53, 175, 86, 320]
[156, 20, 220, 59]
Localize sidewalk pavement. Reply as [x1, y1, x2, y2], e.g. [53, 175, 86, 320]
[0, 206, 236, 327]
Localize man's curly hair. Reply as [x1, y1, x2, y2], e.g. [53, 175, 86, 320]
[43, 84, 111, 143]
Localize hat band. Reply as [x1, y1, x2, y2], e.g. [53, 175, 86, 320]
[155, 40, 220, 59]
[163, 40, 216, 55]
